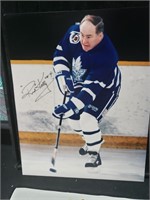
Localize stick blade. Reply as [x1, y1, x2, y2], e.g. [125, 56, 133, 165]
[49, 167, 57, 173]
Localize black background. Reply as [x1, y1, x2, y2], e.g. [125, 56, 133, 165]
[2, 1, 149, 61]
[1, 1, 149, 200]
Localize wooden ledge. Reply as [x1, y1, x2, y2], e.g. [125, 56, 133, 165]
[19, 132, 148, 150]
[10, 60, 150, 66]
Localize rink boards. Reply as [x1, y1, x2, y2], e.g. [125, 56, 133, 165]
[10, 60, 150, 149]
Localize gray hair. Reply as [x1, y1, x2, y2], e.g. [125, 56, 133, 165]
[80, 15, 104, 34]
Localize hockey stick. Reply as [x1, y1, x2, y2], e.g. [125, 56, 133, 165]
[50, 90, 67, 173]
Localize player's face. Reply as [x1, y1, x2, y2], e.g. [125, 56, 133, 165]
[80, 21, 103, 52]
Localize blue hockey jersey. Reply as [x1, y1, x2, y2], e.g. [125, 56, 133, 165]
[53, 23, 121, 107]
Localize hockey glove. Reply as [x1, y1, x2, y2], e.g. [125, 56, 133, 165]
[53, 100, 80, 119]
[55, 71, 74, 96]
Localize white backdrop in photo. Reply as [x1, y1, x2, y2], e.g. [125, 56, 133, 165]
[11, 63, 150, 137]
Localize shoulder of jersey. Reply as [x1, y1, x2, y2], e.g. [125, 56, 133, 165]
[69, 23, 80, 44]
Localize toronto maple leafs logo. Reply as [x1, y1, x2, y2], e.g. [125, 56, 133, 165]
[72, 56, 86, 82]
[69, 31, 80, 44]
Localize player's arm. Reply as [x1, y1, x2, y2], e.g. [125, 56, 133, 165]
[53, 26, 75, 96]
[52, 72, 106, 119]
[53, 64, 121, 119]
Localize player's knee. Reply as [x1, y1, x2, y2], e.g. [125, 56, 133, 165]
[80, 112, 99, 131]
[68, 118, 81, 132]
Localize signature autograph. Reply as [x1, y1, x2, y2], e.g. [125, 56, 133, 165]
[20, 71, 54, 102]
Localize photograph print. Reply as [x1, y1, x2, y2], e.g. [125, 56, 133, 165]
[3, 7, 149, 182]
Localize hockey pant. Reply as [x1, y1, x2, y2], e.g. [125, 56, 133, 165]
[68, 85, 121, 153]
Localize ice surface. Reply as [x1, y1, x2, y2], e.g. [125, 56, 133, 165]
[20, 143, 146, 182]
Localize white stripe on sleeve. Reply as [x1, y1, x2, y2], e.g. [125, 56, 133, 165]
[106, 67, 117, 89]
[56, 45, 63, 51]
[54, 64, 70, 73]
[116, 70, 121, 87]
[81, 88, 96, 101]
[84, 80, 106, 88]
[53, 56, 69, 63]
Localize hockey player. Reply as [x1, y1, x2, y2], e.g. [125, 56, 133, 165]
[52, 15, 121, 168]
